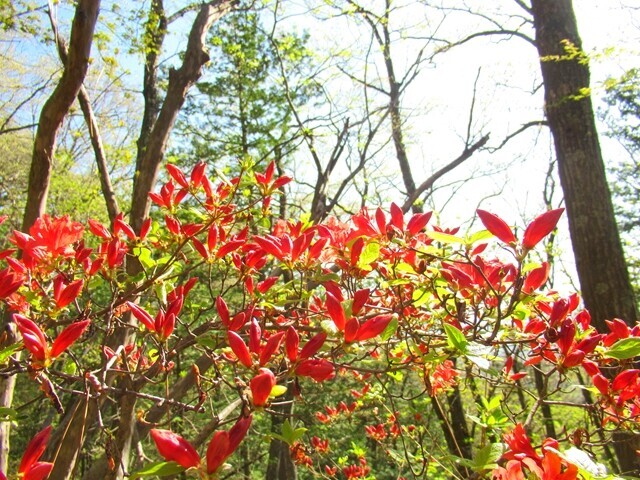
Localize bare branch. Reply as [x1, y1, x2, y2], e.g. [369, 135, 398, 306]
[489, 120, 547, 151]
[47, 0, 120, 223]
[401, 134, 490, 213]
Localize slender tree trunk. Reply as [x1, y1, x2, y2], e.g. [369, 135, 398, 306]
[533, 368, 556, 438]
[22, 0, 100, 231]
[0, 1, 100, 474]
[47, 1, 119, 223]
[530, 0, 640, 474]
[129, 0, 236, 233]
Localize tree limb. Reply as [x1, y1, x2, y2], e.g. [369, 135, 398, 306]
[21, 0, 101, 231]
[47, 0, 120, 223]
[129, 0, 236, 233]
[401, 134, 490, 213]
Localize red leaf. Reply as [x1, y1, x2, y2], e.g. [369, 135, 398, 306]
[150, 429, 200, 469]
[272, 175, 292, 190]
[257, 276, 278, 294]
[228, 415, 252, 453]
[574, 334, 603, 355]
[352, 289, 370, 315]
[299, 332, 327, 359]
[253, 236, 284, 259]
[216, 296, 230, 327]
[476, 210, 516, 245]
[216, 239, 244, 259]
[612, 369, 639, 392]
[286, 326, 299, 362]
[114, 216, 136, 241]
[191, 162, 206, 187]
[166, 164, 189, 188]
[165, 215, 181, 235]
[159, 313, 175, 340]
[227, 331, 253, 368]
[350, 237, 364, 267]
[307, 237, 328, 261]
[88, 219, 111, 239]
[326, 292, 346, 331]
[192, 237, 209, 259]
[406, 211, 432, 235]
[522, 208, 564, 250]
[0, 267, 24, 298]
[259, 331, 285, 366]
[389, 203, 404, 230]
[206, 430, 230, 474]
[375, 207, 387, 234]
[139, 218, 152, 241]
[126, 302, 156, 333]
[55, 279, 83, 309]
[50, 320, 90, 359]
[522, 262, 549, 294]
[14, 315, 47, 362]
[592, 374, 610, 396]
[292, 232, 313, 262]
[355, 314, 393, 342]
[249, 318, 262, 354]
[250, 368, 276, 407]
[295, 359, 335, 382]
[344, 318, 360, 343]
[18, 426, 51, 475]
[562, 350, 585, 368]
[22, 461, 53, 480]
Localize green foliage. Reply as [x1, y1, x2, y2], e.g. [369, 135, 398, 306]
[177, 7, 318, 169]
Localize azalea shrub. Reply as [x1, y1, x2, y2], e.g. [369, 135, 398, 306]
[0, 161, 639, 479]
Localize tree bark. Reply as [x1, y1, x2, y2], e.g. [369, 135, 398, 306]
[129, 0, 236, 233]
[530, 0, 640, 474]
[0, 0, 100, 474]
[22, 0, 101, 231]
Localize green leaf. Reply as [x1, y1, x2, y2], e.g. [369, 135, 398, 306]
[465, 230, 493, 245]
[270, 385, 288, 398]
[471, 443, 506, 472]
[129, 461, 186, 479]
[133, 247, 156, 269]
[444, 324, 468, 353]
[0, 343, 20, 365]
[0, 407, 18, 422]
[282, 418, 293, 443]
[357, 242, 380, 269]
[604, 337, 640, 360]
[427, 231, 465, 244]
[62, 360, 77, 376]
[412, 288, 430, 307]
[277, 419, 307, 446]
[380, 317, 398, 342]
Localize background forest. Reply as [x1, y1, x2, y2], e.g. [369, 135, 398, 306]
[0, 0, 639, 479]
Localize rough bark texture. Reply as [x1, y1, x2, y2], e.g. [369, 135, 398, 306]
[530, 0, 639, 474]
[22, 0, 101, 231]
[129, 0, 236, 233]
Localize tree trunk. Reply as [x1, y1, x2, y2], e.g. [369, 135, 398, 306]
[129, 0, 236, 233]
[22, 0, 100, 231]
[530, 0, 640, 474]
[0, 0, 100, 474]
